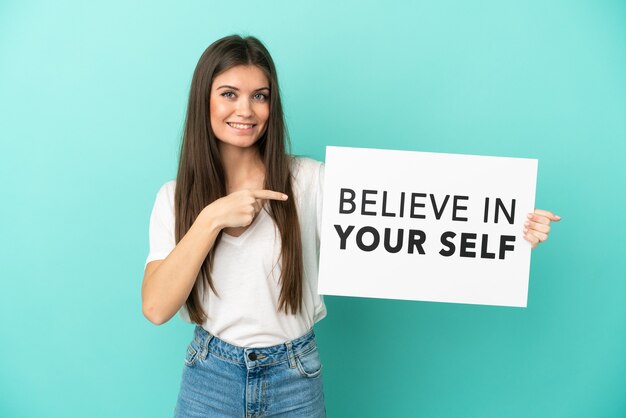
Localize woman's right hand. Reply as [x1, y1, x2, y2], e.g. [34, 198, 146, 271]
[202, 189, 288, 230]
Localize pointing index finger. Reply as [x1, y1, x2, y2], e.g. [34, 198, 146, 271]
[252, 189, 288, 201]
[533, 209, 561, 221]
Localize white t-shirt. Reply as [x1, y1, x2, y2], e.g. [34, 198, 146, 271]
[144, 156, 327, 347]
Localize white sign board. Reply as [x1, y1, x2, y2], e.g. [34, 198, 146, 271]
[318, 146, 538, 307]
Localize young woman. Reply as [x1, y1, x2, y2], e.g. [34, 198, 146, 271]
[142, 35, 560, 417]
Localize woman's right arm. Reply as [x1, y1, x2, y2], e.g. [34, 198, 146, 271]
[142, 207, 221, 325]
[141, 189, 288, 325]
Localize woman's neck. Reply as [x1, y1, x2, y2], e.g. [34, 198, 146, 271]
[219, 143, 265, 190]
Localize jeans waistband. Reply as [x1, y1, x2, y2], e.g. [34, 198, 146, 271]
[191, 325, 317, 369]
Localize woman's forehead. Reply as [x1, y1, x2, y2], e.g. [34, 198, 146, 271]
[212, 65, 270, 90]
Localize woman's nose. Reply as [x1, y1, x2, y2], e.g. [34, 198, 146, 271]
[235, 98, 253, 117]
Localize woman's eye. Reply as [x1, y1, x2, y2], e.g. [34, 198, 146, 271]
[221, 91, 236, 99]
[253, 93, 268, 101]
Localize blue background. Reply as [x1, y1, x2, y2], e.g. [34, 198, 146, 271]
[1, 0, 625, 416]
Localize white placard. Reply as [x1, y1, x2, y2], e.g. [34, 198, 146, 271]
[318, 146, 538, 307]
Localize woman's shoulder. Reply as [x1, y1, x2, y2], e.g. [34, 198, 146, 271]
[158, 179, 176, 194]
[289, 155, 324, 177]
[289, 156, 324, 203]
[153, 179, 177, 205]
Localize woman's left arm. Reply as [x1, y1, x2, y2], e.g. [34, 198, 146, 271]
[524, 209, 561, 249]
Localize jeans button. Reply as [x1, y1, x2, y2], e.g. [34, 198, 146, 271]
[248, 352, 257, 361]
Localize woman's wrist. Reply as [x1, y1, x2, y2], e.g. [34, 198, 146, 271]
[198, 205, 224, 233]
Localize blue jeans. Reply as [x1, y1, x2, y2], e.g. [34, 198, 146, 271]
[174, 325, 326, 417]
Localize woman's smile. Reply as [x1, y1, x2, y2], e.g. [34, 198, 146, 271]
[227, 121, 257, 131]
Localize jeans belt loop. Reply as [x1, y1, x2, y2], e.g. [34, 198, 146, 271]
[285, 340, 296, 368]
[202, 333, 213, 361]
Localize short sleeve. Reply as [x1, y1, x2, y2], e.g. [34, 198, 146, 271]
[144, 181, 176, 270]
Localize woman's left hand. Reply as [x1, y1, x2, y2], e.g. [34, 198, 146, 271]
[524, 209, 561, 249]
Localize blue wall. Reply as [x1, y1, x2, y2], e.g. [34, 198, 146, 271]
[1, 1, 625, 416]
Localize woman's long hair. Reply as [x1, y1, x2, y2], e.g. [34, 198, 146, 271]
[174, 35, 303, 324]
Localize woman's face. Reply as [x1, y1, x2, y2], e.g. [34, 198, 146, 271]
[209, 65, 270, 151]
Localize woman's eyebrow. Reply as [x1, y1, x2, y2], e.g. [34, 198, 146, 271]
[216, 85, 270, 91]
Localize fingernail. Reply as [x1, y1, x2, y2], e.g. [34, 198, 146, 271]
[527, 213, 533, 219]
[282, 194, 288, 200]
[555, 215, 561, 220]
[524, 221, 530, 227]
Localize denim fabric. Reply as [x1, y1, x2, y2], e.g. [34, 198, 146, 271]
[174, 326, 326, 417]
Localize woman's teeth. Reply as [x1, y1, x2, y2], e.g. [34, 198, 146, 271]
[228, 122, 254, 129]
